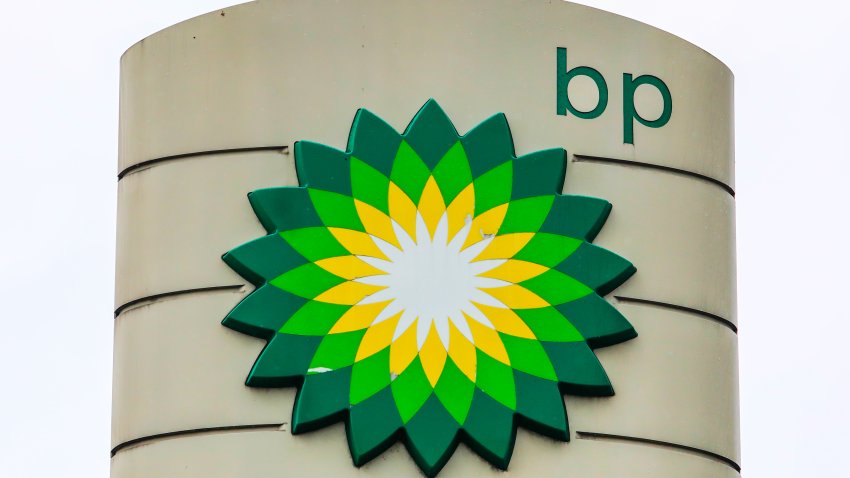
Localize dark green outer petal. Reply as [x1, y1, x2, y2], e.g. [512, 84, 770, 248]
[222, 285, 307, 340]
[347, 108, 402, 178]
[539, 194, 612, 241]
[511, 148, 567, 200]
[403, 99, 460, 170]
[461, 112, 515, 178]
[247, 187, 323, 234]
[404, 395, 460, 478]
[291, 367, 353, 433]
[294, 141, 352, 194]
[554, 242, 636, 296]
[556, 294, 638, 348]
[222, 234, 306, 287]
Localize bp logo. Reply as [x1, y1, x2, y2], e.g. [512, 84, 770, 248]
[223, 100, 636, 476]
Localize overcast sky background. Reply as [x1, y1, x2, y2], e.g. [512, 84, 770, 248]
[0, 0, 847, 476]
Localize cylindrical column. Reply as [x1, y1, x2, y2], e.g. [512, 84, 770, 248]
[112, 1, 738, 476]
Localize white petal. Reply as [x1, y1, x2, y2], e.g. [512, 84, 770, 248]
[462, 304, 495, 328]
[469, 289, 509, 309]
[392, 310, 418, 341]
[416, 316, 433, 349]
[354, 274, 394, 286]
[468, 259, 506, 275]
[392, 219, 416, 252]
[415, 212, 430, 245]
[372, 235, 403, 263]
[459, 235, 494, 260]
[356, 288, 395, 305]
[356, 255, 393, 272]
[434, 316, 450, 349]
[473, 277, 513, 289]
[447, 215, 473, 253]
[450, 314, 475, 344]
[433, 213, 449, 246]
[371, 300, 404, 325]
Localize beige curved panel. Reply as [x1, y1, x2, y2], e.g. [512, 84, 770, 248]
[568, 161, 737, 324]
[569, 301, 739, 462]
[119, 0, 733, 186]
[110, 427, 739, 478]
[114, 150, 294, 308]
[110, 289, 736, 464]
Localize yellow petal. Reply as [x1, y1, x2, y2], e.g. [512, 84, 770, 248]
[479, 284, 550, 309]
[479, 259, 549, 283]
[388, 182, 417, 241]
[465, 314, 510, 365]
[390, 321, 418, 376]
[447, 321, 477, 381]
[330, 301, 393, 334]
[313, 281, 385, 305]
[419, 323, 448, 387]
[472, 303, 536, 339]
[473, 233, 534, 261]
[355, 310, 402, 361]
[417, 176, 446, 239]
[462, 203, 509, 250]
[314, 255, 387, 280]
[328, 227, 388, 260]
[446, 184, 475, 242]
[355, 200, 400, 248]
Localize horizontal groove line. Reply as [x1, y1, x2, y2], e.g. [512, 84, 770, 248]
[111, 423, 283, 457]
[576, 431, 741, 472]
[573, 154, 735, 197]
[614, 296, 737, 333]
[117, 146, 289, 180]
[114, 285, 244, 317]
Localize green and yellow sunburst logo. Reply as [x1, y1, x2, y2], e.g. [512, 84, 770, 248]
[223, 100, 636, 476]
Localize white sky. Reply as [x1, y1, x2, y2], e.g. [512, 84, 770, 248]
[0, 0, 847, 476]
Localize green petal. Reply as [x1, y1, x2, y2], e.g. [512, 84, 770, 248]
[512, 232, 582, 268]
[539, 195, 612, 241]
[514, 307, 583, 343]
[431, 141, 473, 204]
[511, 148, 567, 199]
[280, 300, 350, 336]
[475, 350, 516, 409]
[554, 243, 636, 296]
[348, 388, 403, 466]
[555, 294, 637, 348]
[498, 196, 554, 234]
[309, 330, 367, 370]
[246, 333, 322, 387]
[347, 108, 402, 177]
[390, 141, 431, 203]
[222, 285, 307, 339]
[462, 113, 515, 178]
[270, 263, 345, 299]
[404, 396, 460, 478]
[404, 99, 459, 170]
[391, 358, 432, 423]
[308, 189, 365, 231]
[248, 187, 322, 234]
[520, 269, 592, 306]
[280, 227, 349, 262]
[461, 389, 516, 470]
[542, 341, 614, 396]
[350, 348, 392, 405]
[291, 367, 352, 433]
[500, 334, 558, 380]
[222, 234, 306, 286]
[350, 157, 391, 214]
[433, 358, 475, 424]
[514, 371, 568, 441]
[472, 161, 512, 216]
[294, 141, 351, 195]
